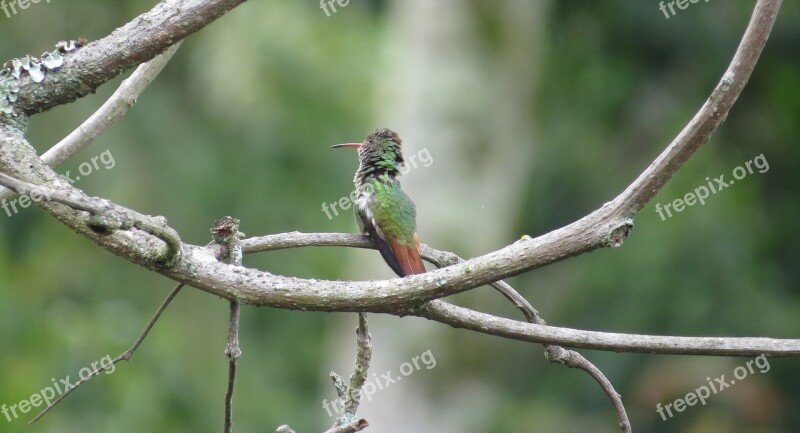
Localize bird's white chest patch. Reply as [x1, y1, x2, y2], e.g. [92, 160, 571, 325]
[356, 192, 372, 213]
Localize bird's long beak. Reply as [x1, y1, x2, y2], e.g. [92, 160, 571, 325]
[330, 142, 363, 149]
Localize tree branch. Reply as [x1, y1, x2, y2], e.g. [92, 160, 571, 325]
[0, 171, 181, 266]
[148, 0, 782, 300]
[545, 347, 630, 433]
[613, 0, 782, 217]
[280, 314, 371, 433]
[0, 42, 182, 201]
[419, 300, 798, 356]
[341, 314, 371, 422]
[10, 0, 245, 116]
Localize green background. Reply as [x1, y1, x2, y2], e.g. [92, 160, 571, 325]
[0, 1, 798, 432]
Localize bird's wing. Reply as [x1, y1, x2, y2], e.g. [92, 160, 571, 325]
[355, 187, 425, 277]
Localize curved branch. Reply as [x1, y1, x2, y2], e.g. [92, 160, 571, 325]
[177, 0, 780, 306]
[0, 0, 787, 355]
[613, 0, 781, 216]
[0, 0, 778, 309]
[0, 171, 181, 266]
[545, 347, 630, 433]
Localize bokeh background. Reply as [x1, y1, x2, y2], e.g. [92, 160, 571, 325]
[0, 1, 798, 432]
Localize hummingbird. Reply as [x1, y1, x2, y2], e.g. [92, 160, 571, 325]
[332, 128, 426, 277]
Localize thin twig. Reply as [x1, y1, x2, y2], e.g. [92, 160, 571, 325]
[341, 313, 372, 420]
[0, 171, 110, 214]
[278, 419, 369, 433]
[211, 217, 245, 433]
[224, 301, 241, 433]
[29, 282, 185, 424]
[280, 314, 371, 433]
[545, 347, 631, 433]
[324, 419, 369, 433]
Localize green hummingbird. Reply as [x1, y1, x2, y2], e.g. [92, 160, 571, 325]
[332, 128, 426, 277]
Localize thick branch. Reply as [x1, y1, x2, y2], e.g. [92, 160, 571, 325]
[0, 171, 181, 266]
[12, 0, 245, 115]
[613, 0, 781, 216]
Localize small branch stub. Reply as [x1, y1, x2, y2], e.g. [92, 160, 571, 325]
[608, 219, 634, 247]
[211, 216, 245, 264]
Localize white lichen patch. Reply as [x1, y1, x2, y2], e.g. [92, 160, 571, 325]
[10, 59, 22, 79]
[56, 40, 77, 53]
[41, 51, 64, 70]
[0, 39, 84, 117]
[28, 61, 45, 83]
[0, 97, 11, 114]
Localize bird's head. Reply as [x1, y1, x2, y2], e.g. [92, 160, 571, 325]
[332, 128, 405, 182]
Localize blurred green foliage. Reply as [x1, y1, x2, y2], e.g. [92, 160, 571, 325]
[0, 1, 798, 432]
